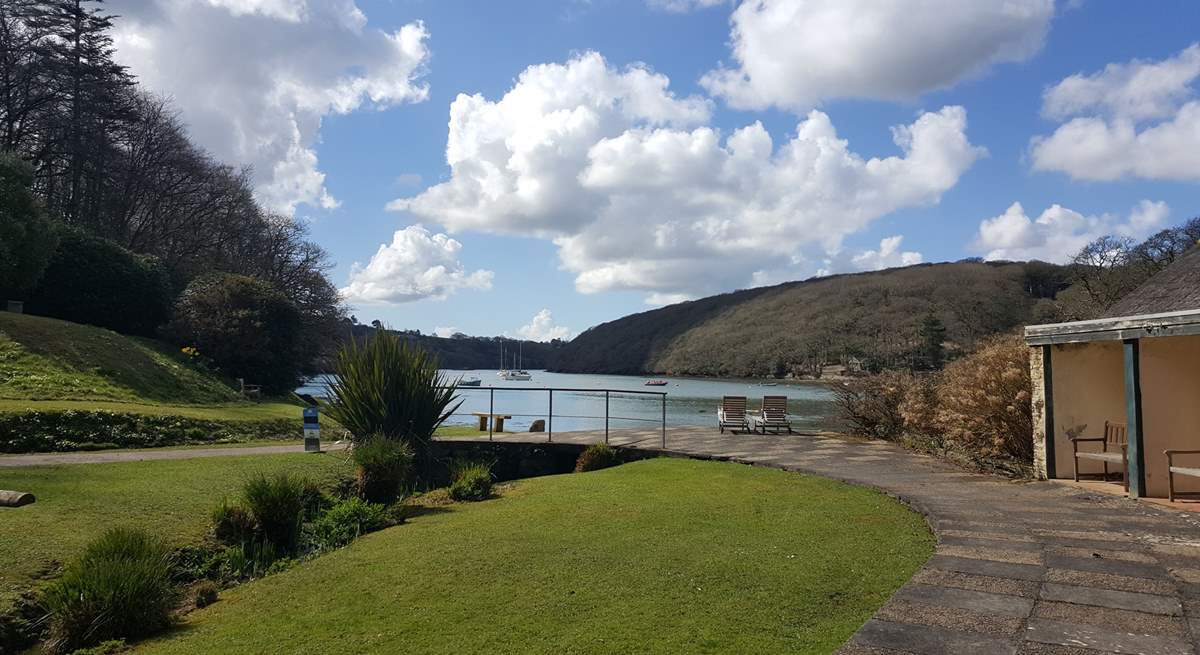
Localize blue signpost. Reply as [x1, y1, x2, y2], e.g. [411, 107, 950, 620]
[303, 407, 320, 453]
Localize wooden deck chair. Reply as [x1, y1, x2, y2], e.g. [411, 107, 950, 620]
[752, 395, 793, 434]
[717, 396, 749, 434]
[1071, 421, 1129, 492]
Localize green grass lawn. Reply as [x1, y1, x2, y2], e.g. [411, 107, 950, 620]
[0, 312, 240, 404]
[0, 398, 303, 421]
[138, 458, 932, 654]
[0, 453, 354, 611]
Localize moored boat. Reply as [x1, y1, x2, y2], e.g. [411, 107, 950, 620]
[645, 379, 668, 386]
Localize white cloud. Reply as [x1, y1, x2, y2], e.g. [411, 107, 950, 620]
[340, 225, 493, 304]
[110, 0, 430, 214]
[394, 173, 424, 187]
[972, 200, 1169, 263]
[433, 326, 459, 338]
[516, 309, 571, 342]
[849, 236, 924, 271]
[645, 292, 696, 306]
[1031, 44, 1200, 181]
[647, 0, 726, 12]
[700, 0, 1054, 111]
[390, 53, 983, 301]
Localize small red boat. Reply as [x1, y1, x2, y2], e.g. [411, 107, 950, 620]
[644, 379, 668, 386]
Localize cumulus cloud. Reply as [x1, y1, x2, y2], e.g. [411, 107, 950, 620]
[1031, 44, 1200, 181]
[433, 326, 459, 338]
[390, 53, 983, 301]
[340, 225, 493, 304]
[972, 200, 1169, 263]
[109, 0, 430, 214]
[850, 236, 924, 271]
[700, 0, 1054, 111]
[516, 309, 572, 342]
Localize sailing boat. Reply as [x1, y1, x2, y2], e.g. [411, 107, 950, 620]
[498, 340, 532, 381]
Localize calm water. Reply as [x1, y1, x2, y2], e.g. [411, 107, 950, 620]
[298, 370, 837, 433]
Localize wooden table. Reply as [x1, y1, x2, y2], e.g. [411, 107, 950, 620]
[472, 412, 512, 432]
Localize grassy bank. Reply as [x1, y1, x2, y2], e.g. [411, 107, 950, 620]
[139, 458, 932, 654]
[0, 452, 354, 612]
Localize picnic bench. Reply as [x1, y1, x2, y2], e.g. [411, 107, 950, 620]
[1165, 449, 1200, 502]
[472, 412, 512, 432]
[1071, 421, 1129, 492]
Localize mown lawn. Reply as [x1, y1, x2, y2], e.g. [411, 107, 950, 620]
[0, 312, 240, 404]
[0, 398, 303, 421]
[139, 458, 932, 654]
[0, 453, 354, 611]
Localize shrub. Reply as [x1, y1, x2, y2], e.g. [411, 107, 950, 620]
[241, 473, 307, 557]
[575, 443, 621, 472]
[25, 228, 171, 337]
[832, 371, 912, 440]
[321, 332, 461, 468]
[897, 373, 945, 453]
[934, 332, 1033, 464]
[448, 461, 493, 502]
[0, 153, 58, 299]
[39, 528, 176, 654]
[212, 500, 256, 545]
[211, 541, 277, 582]
[192, 581, 219, 609]
[164, 273, 304, 394]
[0, 409, 299, 454]
[65, 640, 127, 655]
[352, 435, 414, 504]
[309, 498, 388, 550]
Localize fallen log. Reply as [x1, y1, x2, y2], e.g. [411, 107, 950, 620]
[0, 490, 35, 507]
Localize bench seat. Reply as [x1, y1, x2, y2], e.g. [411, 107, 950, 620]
[1170, 466, 1200, 477]
[1076, 452, 1126, 464]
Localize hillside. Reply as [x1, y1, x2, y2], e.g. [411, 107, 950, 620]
[0, 312, 242, 403]
[554, 261, 1065, 377]
[341, 323, 564, 370]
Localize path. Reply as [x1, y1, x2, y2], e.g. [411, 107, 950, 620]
[7, 427, 1200, 653]
[457, 427, 1200, 655]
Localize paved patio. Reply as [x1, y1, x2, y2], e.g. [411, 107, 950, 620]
[453, 426, 1200, 655]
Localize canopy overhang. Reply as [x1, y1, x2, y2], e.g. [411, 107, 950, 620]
[1025, 309, 1200, 346]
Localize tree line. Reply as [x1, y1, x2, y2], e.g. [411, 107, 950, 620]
[0, 0, 343, 393]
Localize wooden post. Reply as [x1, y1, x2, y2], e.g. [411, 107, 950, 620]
[1042, 345, 1056, 480]
[1123, 339, 1146, 498]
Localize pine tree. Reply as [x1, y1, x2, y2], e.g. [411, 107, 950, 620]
[918, 314, 946, 370]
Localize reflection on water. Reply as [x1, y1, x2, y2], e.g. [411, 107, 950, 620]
[297, 370, 838, 433]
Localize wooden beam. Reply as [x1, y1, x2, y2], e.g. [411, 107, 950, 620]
[1042, 345, 1056, 480]
[1123, 339, 1147, 498]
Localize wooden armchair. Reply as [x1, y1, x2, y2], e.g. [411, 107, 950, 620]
[1165, 450, 1200, 502]
[1071, 421, 1128, 492]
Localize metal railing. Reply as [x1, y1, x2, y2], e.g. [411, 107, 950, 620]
[442, 386, 668, 447]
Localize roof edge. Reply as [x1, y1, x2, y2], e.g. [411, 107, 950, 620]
[1025, 308, 1200, 346]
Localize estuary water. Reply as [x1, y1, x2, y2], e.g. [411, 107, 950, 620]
[298, 370, 837, 433]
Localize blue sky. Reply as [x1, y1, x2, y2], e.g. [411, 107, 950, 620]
[110, 1, 1200, 340]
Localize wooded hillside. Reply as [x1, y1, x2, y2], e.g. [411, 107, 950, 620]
[553, 261, 1065, 377]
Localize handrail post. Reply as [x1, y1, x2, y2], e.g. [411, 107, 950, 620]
[605, 390, 610, 444]
[661, 394, 666, 449]
[548, 389, 553, 443]
[489, 387, 494, 441]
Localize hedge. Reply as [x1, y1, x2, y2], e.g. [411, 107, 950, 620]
[0, 410, 301, 453]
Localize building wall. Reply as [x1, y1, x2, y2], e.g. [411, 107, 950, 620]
[1140, 335, 1200, 497]
[1048, 341, 1126, 480]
